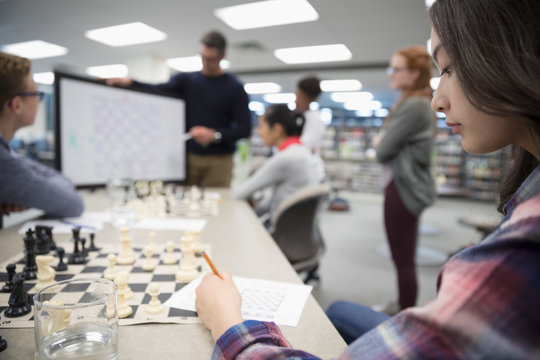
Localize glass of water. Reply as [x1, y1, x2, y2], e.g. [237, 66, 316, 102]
[34, 278, 118, 360]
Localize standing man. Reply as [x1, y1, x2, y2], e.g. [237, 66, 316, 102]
[108, 30, 252, 187]
[295, 76, 325, 182]
[0, 52, 84, 227]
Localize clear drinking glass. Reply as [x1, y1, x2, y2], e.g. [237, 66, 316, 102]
[107, 177, 135, 228]
[34, 278, 118, 360]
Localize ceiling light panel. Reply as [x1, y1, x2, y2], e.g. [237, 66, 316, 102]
[244, 82, 282, 94]
[34, 72, 55, 85]
[86, 64, 128, 78]
[214, 0, 319, 30]
[1, 40, 68, 59]
[320, 79, 362, 92]
[85, 22, 167, 47]
[274, 44, 352, 64]
[263, 93, 296, 104]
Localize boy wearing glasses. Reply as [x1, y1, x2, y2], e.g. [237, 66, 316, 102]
[0, 52, 83, 227]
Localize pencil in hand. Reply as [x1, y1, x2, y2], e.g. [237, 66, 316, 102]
[201, 251, 224, 280]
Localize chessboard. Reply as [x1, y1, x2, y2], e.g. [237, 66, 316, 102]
[0, 242, 210, 329]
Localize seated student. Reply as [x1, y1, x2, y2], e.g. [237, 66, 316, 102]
[233, 104, 318, 221]
[195, 0, 540, 358]
[0, 52, 84, 224]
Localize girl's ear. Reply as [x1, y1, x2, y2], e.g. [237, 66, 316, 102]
[272, 122, 286, 137]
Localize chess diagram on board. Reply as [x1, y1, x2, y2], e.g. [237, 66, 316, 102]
[0, 225, 210, 329]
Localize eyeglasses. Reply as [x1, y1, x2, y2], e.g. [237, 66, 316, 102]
[386, 66, 410, 75]
[16, 91, 45, 101]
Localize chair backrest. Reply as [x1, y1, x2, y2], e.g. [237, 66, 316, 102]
[271, 184, 330, 265]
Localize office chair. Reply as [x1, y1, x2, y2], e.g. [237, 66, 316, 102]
[270, 183, 331, 284]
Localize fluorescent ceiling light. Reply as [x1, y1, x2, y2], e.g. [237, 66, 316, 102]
[320, 108, 333, 125]
[320, 79, 362, 92]
[167, 56, 230, 72]
[1, 40, 67, 59]
[167, 56, 201, 72]
[274, 44, 352, 64]
[214, 0, 319, 30]
[374, 108, 390, 118]
[331, 91, 373, 103]
[86, 64, 128, 78]
[249, 101, 266, 115]
[34, 72, 55, 85]
[263, 93, 296, 104]
[355, 109, 373, 117]
[85, 22, 167, 47]
[244, 82, 282, 94]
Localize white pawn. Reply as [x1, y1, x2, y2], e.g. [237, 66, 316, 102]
[104, 253, 118, 281]
[115, 272, 132, 318]
[35, 255, 56, 290]
[119, 271, 133, 300]
[147, 231, 158, 253]
[163, 241, 177, 265]
[117, 226, 135, 265]
[175, 234, 199, 282]
[142, 246, 156, 271]
[188, 230, 204, 253]
[145, 282, 164, 314]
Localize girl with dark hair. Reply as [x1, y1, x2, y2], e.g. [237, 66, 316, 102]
[195, 1, 540, 358]
[233, 104, 318, 220]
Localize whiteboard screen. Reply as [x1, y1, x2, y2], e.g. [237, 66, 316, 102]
[55, 72, 186, 187]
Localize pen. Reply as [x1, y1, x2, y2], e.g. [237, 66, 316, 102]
[201, 251, 223, 280]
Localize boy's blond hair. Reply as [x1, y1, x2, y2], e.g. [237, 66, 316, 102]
[0, 52, 32, 112]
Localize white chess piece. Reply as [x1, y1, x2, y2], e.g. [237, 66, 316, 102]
[145, 282, 164, 314]
[163, 241, 177, 265]
[142, 246, 156, 271]
[117, 226, 135, 265]
[148, 231, 158, 253]
[175, 234, 199, 282]
[41, 300, 71, 335]
[188, 230, 204, 253]
[104, 253, 118, 281]
[35, 255, 56, 290]
[115, 272, 132, 318]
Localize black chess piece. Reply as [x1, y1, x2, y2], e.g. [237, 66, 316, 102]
[0, 315, 6, 352]
[43, 225, 56, 250]
[68, 227, 85, 265]
[35, 226, 51, 255]
[22, 229, 37, 280]
[54, 247, 68, 271]
[4, 273, 32, 317]
[80, 237, 88, 257]
[87, 233, 100, 252]
[1, 264, 16, 293]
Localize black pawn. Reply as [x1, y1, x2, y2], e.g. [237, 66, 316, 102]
[1, 264, 16, 293]
[68, 228, 85, 265]
[54, 247, 68, 271]
[35, 226, 50, 255]
[87, 233, 100, 252]
[4, 273, 32, 317]
[22, 229, 37, 280]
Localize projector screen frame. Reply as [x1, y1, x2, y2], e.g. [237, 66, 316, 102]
[54, 71, 187, 189]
